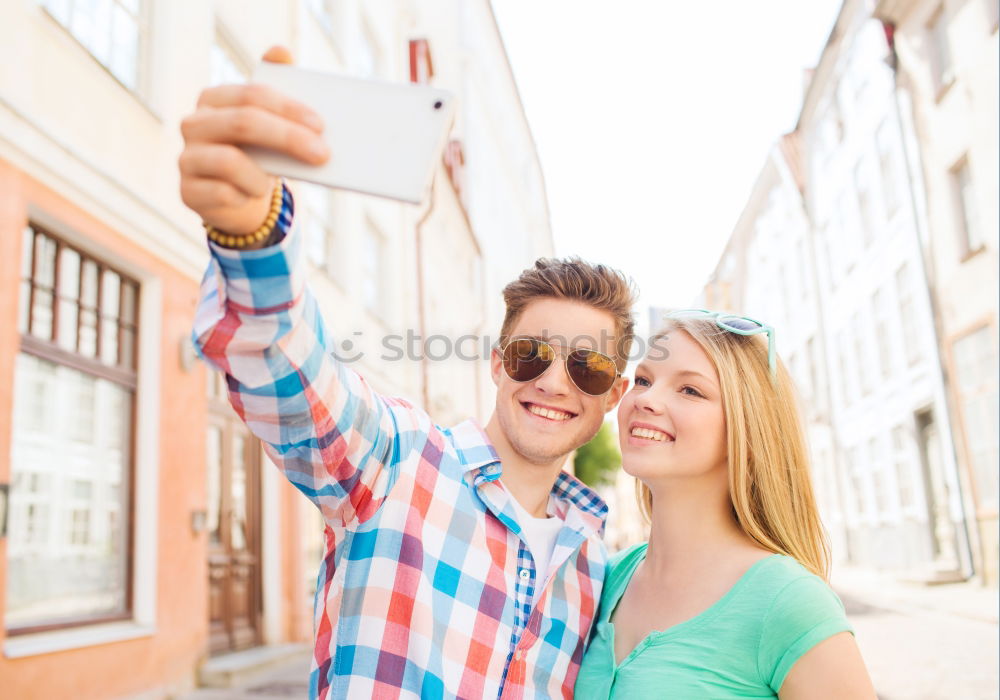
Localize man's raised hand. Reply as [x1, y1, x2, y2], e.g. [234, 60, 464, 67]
[178, 46, 329, 236]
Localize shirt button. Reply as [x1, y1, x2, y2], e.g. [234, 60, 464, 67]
[519, 569, 530, 580]
[515, 650, 524, 661]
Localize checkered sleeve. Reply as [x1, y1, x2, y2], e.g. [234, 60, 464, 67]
[192, 184, 417, 527]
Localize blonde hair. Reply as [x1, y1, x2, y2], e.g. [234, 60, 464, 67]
[636, 318, 831, 579]
[501, 257, 637, 371]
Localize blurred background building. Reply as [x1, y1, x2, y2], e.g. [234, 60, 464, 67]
[0, 0, 551, 696]
[698, 0, 997, 586]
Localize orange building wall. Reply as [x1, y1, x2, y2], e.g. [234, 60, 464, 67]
[0, 158, 210, 697]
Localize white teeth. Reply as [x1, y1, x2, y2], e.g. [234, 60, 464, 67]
[631, 427, 669, 441]
[527, 404, 572, 421]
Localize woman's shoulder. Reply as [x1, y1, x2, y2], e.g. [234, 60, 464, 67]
[607, 541, 648, 572]
[602, 542, 648, 593]
[746, 555, 849, 637]
[752, 557, 853, 691]
[751, 555, 834, 592]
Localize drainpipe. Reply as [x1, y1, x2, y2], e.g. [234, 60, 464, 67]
[414, 178, 436, 412]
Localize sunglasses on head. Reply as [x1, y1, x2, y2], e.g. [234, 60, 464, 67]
[664, 309, 776, 377]
[499, 336, 621, 396]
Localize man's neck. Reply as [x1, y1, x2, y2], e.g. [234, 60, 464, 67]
[484, 414, 566, 518]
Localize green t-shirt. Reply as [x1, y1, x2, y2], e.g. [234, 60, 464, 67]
[574, 543, 852, 699]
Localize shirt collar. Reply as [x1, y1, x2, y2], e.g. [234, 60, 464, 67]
[445, 418, 609, 531]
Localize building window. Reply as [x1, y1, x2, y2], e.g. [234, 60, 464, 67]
[951, 157, 984, 257]
[892, 425, 917, 510]
[876, 120, 902, 217]
[851, 311, 871, 394]
[873, 287, 893, 379]
[210, 34, 248, 86]
[362, 219, 385, 314]
[838, 331, 855, 407]
[307, 0, 336, 34]
[868, 436, 891, 516]
[847, 447, 868, 519]
[806, 335, 827, 411]
[896, 263, 921, 366]
[42, 0, 146, 92]
[6, 224, 137, 633]
[952, 326, 999, 510]
[300, 184, 333, 268]
[854, 160, 876, 247]
[353, 21, 379, 78]
[927, 7, 954, 92]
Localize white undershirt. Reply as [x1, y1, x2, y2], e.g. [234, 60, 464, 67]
[508, 494, 563, 593]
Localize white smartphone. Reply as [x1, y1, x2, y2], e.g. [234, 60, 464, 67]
[243, 62, 456, 204]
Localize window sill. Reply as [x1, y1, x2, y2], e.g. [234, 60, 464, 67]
[934, 74, 956, 103]
[959, 244, 986, 264]
[4, 620, 155, 658]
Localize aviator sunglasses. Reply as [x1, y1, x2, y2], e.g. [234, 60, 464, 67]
[664, 309, 776, 377]
[499, 337, 621, 396]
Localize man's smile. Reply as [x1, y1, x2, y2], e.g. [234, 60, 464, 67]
[521, 401, 577, 422]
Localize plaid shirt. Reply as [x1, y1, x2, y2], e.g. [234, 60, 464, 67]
[192, 185, 609, 699]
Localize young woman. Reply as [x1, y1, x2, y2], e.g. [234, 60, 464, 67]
[575, 311, 877, 699]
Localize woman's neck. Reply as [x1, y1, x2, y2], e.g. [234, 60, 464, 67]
[642, 474, 749, 578]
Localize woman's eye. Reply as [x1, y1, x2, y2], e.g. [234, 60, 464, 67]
[633, 376, 651, 387]
[681, 385, 704, 398]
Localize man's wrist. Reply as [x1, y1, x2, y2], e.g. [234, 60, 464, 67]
[205, 181, 293, 251]
[205, 181, 284, 250]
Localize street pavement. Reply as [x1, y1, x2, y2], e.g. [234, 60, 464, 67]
[176, 654, 311, 700]
[832, 566, 999, 700]
[178, 568, 999, 699]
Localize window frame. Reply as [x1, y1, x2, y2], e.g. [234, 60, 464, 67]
[950, 156, 985, 260]
[7, 222, 139, 636]
[949, 323, 1000, 514]
[926, 6, 955, 98]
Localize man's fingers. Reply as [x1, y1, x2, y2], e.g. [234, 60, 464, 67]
[181, 105, 329, 164]
[179, 176, 249, 214]
[178, 144, 272, 199]
[262, 45, 294, 64]
[195, 83, 323, 133]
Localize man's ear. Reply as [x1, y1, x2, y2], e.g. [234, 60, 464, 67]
[603, 375, 629, 412]
[490, 347, 503, 387]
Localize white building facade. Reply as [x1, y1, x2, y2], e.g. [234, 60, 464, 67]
[700, 137, 850, 563]
[702, 0, 982, 582]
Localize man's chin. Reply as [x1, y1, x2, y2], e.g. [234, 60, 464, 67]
[509, 433, 579, 467]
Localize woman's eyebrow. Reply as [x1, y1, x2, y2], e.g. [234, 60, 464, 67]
[674, 369, 718, 387]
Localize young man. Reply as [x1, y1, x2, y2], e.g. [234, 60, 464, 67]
[184, 48, 635, 699]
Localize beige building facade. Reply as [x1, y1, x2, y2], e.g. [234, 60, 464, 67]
[875, 0, 999, 584]
[0, 0, 551, 696]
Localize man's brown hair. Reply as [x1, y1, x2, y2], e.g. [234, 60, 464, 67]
[500, 257, 637, 370]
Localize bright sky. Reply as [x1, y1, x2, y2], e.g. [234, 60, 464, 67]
[492, 1, 843, 316]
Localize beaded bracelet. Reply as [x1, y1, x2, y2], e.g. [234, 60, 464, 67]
[203, 182, 283, 249]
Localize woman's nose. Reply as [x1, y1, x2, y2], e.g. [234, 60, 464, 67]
[634, 389, 665, 414]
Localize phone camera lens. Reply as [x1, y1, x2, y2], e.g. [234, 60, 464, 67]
[433, 100, 443, 110]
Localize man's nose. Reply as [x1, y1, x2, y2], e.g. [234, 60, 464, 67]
[533, 357, 573, 396]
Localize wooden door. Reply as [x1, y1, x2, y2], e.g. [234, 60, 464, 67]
[207, 372, 262, 654]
